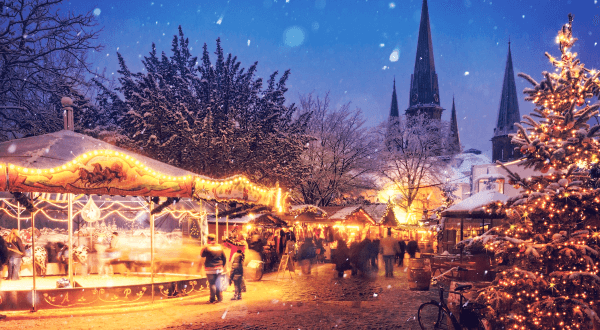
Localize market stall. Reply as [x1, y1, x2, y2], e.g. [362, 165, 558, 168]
[440, 190, 508, 254]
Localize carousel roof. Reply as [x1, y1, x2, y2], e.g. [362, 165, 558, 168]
[0, 130, 281, 206]
[0, 130, 193, 177]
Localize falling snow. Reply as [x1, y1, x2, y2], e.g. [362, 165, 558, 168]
[284, 26, 305, 47]
[389, 48, 399, 62]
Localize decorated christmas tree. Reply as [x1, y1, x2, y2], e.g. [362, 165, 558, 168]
[477, 15, 600, 329]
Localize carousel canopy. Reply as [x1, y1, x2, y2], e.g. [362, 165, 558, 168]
[441, 190, 508, 218]
[0, 130, 282, 207]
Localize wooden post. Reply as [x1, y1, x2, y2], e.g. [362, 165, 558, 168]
[215, 203, 219, 243]
[31, 209, 37, 312]
[150, 200, 155, 303]
[68, 193, 74, 286]
[460, 216, 464, 262]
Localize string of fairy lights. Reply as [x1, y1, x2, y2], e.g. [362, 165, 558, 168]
[0, 148, 283, 224]
[0, 196, 204, 222]
[2, 148, 278, 194]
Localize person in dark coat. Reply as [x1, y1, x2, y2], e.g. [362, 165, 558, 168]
[298, 237, 316, 274]
[201, 234, 227, 303]
[406, 240, 420, 259]
[229, 249, 244, 300]
[332, 239, 351, 278]
[349, 238, 372, 276]
[397, 239, 406, 266]
[369, 238, 379, 270]
[6, 229, 24, 280]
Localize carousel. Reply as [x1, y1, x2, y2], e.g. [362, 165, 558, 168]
[0, 98, 283, 311]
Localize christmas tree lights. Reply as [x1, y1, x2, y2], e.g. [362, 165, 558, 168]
[477, 15, 600, 330]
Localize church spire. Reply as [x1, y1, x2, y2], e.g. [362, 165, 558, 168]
[492, 41, 522, 162]
[406, 0, 444, 120]
[447, 95, 461, 155]
[494, 41, 520, 137]
[390, 77, 399, 118]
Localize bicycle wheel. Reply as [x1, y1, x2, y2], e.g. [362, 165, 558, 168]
[418, 302, 453, 330]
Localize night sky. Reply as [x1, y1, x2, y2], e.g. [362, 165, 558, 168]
[63, 0, 599, 156]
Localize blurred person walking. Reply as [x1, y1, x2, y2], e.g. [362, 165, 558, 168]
[201, 234, 227, 303]
[380, 228, 400, 278]
[229, 249, 244, 300]
[6, 229, 24, 280]
[298, 237, 316, 275]
[332, 239, 351, 278]
[406, 240, 420, 259]
[397, 239, 406, 266]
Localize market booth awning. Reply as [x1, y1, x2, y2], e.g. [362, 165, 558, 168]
[441, 190, 508, 219]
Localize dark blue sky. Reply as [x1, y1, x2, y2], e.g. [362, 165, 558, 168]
[65, 0, 599, 156]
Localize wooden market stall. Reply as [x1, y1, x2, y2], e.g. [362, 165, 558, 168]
[430, 190, 508, 282]
[440, 190, 508, 254]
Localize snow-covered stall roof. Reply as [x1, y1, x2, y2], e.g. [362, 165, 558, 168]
[289, 204, 328, 217]
[329, 206, 362, 220]
[329, 206, 375, 224]
[441, 190, 508, 218]
[362, 204, 389, 224]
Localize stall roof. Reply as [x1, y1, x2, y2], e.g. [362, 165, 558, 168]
[362, 204, 397, 226]
[441, 190, 508, 218]
[328, 206, 362, 220]
[289, 204, 328, 217]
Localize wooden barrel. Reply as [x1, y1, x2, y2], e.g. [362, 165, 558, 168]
[408, 258, 431, 291]
[409, 268, 432, 291]
[409, 258, 426, 269]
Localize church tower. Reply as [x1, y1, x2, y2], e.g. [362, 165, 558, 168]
[406, 0, 444, 120]
[492, 41, 521, 163]
[447, 96, 461, 155]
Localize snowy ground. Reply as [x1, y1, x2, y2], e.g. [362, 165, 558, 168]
[0, 261, 439, 329]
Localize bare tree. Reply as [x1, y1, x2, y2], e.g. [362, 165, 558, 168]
[377, 113, 449, 221]
[294, 92, 378, 206]
[0, 0, 102, 141]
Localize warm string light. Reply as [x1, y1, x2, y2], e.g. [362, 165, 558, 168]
[7, 149, 193, 182]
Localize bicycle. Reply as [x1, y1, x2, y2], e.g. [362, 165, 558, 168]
[417, 276, 488, 329]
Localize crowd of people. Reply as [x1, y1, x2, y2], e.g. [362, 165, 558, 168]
[234, 225, 425, 280]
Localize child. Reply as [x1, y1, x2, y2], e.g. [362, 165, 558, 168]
[230, 249, 245, 300]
